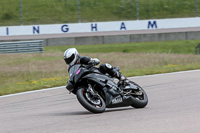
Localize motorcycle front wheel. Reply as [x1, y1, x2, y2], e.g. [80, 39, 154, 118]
[76, 87, 106, 113]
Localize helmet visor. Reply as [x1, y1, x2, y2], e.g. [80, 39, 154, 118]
[64, 54, 75, 65]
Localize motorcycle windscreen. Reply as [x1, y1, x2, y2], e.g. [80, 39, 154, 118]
[68, 64, 81, 83]
[69, 64, 89, 83]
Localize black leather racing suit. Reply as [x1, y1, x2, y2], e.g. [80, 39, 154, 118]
[68, 56, 121, 79]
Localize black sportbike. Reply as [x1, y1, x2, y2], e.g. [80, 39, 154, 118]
[66, 64, 148, 113]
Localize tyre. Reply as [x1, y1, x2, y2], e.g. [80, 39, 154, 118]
[129, 81, 148, 108]
[76, 87, 106, 113]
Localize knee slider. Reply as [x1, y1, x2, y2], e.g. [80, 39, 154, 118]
[105, 63, 112, 69]
[100, 63, 113, 74]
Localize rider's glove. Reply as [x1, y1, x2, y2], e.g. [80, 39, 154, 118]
[88, 58, 100, 66]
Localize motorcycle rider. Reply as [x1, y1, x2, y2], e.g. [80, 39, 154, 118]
[63, 48, 129, 87]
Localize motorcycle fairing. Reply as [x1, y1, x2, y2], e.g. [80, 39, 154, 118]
[68, 65, 138, 108]
[81, 73, 134, 108]
[81, 73, 116, 87]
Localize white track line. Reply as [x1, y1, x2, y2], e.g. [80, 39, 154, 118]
[0, 86, 65, 98]
[129, 69, 200, 79]
[0, 69, 199, 98]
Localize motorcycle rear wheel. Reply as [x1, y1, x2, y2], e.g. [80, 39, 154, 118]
[129, 81, 148, 108]
[76, 87, 106, 113]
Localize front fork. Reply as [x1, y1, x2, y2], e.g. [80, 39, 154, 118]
[86, 84, 99, 98]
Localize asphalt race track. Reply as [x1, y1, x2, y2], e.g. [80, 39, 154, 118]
[0, 70, 200, 133]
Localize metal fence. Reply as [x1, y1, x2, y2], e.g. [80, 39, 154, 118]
[0, 40, 44, 54]
[0, 0, 199, 26]
[195, 43, 200, 54]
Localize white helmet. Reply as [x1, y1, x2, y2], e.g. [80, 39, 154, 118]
[63, 48, 79, 66]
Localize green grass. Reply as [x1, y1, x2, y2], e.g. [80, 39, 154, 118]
[0, 0, 198, 26]
[45, 40, 198, 54]
[1, 40, 200, 96]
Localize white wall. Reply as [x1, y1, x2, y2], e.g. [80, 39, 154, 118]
[0, 17, 200, 36]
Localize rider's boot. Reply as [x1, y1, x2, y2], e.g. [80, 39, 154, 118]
[119, 75, 130, 87]
[113, 67, 130, 88]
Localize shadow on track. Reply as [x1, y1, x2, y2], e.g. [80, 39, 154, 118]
[105, 107, 134, 113]
[47, 111, 92, 116]
[48, 107, 135, 116]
